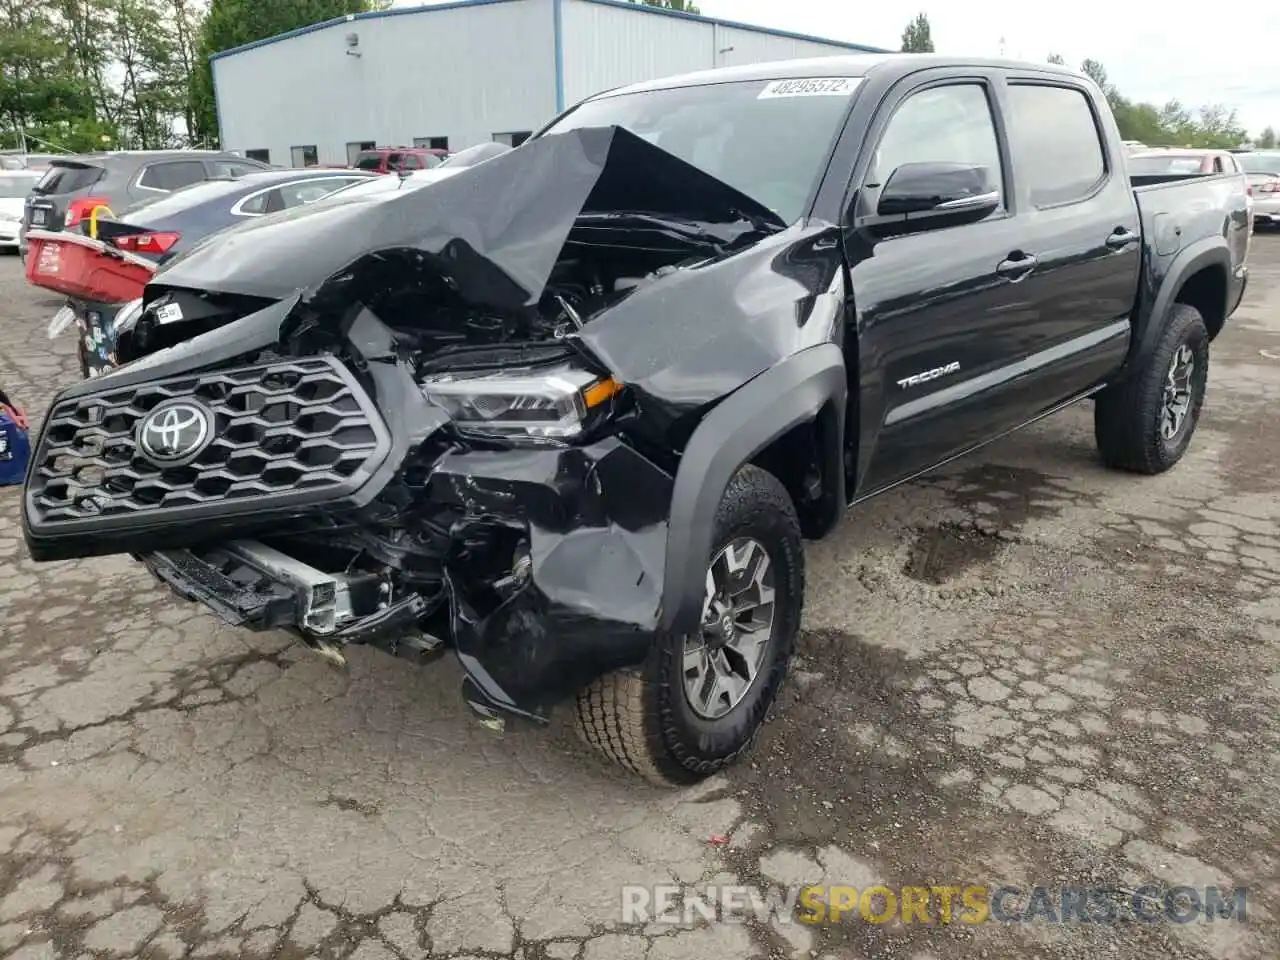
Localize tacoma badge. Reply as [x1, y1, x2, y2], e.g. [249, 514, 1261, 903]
[897, 361, 960, 389]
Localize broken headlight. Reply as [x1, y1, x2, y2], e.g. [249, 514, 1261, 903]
[420, 363, 621, 441]
[111, 297, 145, 337]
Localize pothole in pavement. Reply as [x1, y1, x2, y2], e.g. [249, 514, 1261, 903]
[903, 523, 1004, 585]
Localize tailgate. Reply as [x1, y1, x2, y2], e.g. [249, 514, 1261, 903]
[23, 229, 156, 302]
[25, 159, 105, 231]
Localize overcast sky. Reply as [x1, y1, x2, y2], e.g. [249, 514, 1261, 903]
[402, 1, 1278, 135]
[698, 1, 1278, 135]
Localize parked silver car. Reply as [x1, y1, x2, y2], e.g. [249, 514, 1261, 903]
[19, 149, 270, 259]
[0, 171, 41, 251]
[1235, 151, 1280, 226]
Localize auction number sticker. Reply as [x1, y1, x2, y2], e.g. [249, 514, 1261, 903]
[758, 77, 862, 99]
[155, 302, 183, 324]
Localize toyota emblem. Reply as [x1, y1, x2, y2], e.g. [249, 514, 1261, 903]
[137, 400, 214, 464]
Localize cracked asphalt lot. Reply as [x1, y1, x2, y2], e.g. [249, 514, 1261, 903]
[1, 240, 1278, 960]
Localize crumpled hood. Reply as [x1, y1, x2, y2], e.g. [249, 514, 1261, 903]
[150, 126, 786, 310]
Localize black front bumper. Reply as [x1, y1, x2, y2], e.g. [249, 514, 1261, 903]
[23, 340, 678, 720]
[142, 548, 300, 628]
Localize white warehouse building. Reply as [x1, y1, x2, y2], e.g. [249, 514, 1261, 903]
[210, 0, 883, 168]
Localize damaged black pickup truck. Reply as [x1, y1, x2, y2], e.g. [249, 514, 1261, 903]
[22, 55, 1250, 785]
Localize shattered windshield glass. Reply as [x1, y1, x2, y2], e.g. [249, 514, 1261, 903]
[541, 78, 861, 223]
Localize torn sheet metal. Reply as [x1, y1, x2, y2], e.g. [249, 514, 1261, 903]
[152, 125, 786, 310]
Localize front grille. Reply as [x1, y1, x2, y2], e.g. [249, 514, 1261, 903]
[26, 356, 390, 528]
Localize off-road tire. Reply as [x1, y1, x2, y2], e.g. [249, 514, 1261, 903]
[1094, 302, 1209, 475]
[575, 464, 803, 786]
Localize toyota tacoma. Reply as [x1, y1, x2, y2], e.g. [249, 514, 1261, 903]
[21, 55, 1250, 785]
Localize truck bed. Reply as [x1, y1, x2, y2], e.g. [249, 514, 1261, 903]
[1125, 169, 1251, 369]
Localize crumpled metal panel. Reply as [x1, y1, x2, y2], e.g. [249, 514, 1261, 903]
[151, 125, 786, 311]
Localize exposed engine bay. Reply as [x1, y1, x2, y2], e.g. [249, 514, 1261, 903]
[22, 124, 829, 722]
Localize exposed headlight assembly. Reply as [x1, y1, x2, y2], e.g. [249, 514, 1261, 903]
[111, 297, 145, 336]
[420, 363, 622, 441]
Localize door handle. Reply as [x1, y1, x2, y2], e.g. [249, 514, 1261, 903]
[1106, 227, 1140, 249]
[997, 253, 1038, 281]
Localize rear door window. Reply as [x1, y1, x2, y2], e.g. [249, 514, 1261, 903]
[138, 160, 208, 192]
[210, 160, 261, 178]
[278, 178, 362, 207]
[237, 177, 364, 215]
[1007, 84, 1108, 207]
[237, 189, 278, 215]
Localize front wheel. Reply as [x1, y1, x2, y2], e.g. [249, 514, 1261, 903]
[1094, 302, 1209, 475]
[575, 464, 804, 786]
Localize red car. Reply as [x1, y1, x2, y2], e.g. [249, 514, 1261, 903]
[1127, 148, 1242, 176]
[352, 147, 447, 174]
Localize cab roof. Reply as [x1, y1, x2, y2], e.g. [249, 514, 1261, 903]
[596, 53, 1082, 98]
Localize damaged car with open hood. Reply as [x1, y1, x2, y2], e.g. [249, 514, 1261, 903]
[21, 56, 1248, 784]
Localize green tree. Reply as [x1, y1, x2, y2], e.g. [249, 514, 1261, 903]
[192, 0, 389, 147]
[1192, 103, 1246, 149]
[1047, 52, 1066, 65]
[631, 0, 701, 12]
[1076, 58, 1250, 148]
[1260, 126, 1277, 149]
[0, 0, 95, 150]
[900, 12, 933, 52]
[1080, 59, 1110, 91]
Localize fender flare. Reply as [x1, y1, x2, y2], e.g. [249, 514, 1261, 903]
[1130, 238, 1230, 369]
[660, 343, 847, 635]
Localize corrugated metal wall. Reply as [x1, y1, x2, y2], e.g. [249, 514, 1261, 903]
[211, 0, 870, 166]
[714, 24, 862, 68]
[212, 0, 556, 166]
[559, 0, 860, 107]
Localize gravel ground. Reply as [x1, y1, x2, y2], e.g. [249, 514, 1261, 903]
[0, 238, 1276, 960]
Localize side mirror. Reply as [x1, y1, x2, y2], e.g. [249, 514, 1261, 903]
[875, 161, 1000, 224]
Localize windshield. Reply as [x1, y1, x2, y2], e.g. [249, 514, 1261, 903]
[0, 175, 37, 198]
[354, 152, 384, 170]
[540, 77, 862, 223]
[1128, 155, 1207, 175]
[1236, 153, 1280, 175]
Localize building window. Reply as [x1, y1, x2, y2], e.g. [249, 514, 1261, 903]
[493, 131, 532, 147]
[245, 148, 270, 164]
[346, 140, 376, 166]
[413, 136, 449, 151]
[290, 145, 318, 168]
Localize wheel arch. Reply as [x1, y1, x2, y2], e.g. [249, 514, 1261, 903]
[1132, 240, 1230, 371]
[660, 343, 847, 636]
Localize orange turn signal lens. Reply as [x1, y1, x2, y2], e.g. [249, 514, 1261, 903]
[582, 377, 623, 409]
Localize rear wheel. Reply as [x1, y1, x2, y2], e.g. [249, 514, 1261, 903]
[575, 465, 803, 786]
[1094, 302, 1209, 474]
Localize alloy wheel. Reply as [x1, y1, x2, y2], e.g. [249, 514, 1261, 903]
[682, 537, 777, 720]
